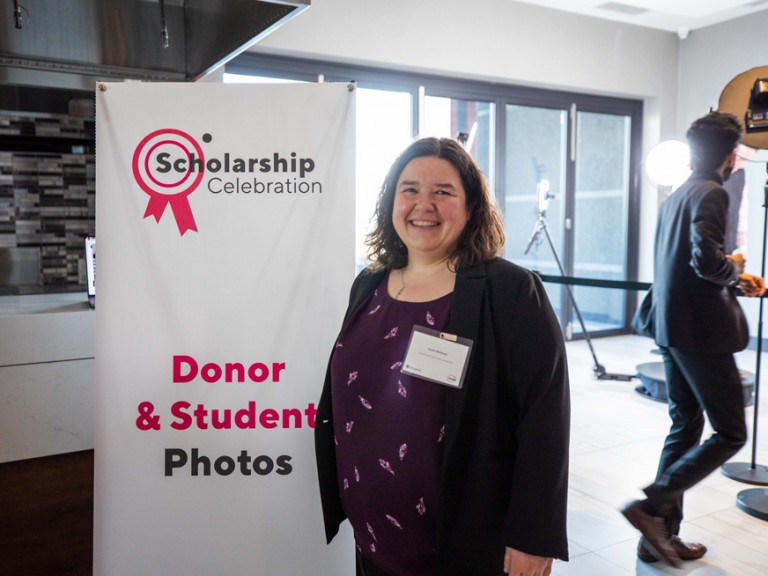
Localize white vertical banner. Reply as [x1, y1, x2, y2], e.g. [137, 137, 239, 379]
[94, 83, 355, 575]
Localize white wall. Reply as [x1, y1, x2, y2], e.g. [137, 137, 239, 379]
[253, 0, 681, 280]
[258, 0, 677, 99]
[677, 13, 768, 133]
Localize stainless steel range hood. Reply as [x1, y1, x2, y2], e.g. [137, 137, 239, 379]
[0, 0, 309, 88]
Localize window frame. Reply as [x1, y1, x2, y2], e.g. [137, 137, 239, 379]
[227, 52, 643, 336]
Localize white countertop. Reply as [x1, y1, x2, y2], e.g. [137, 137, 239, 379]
[0, 292, 92, 316]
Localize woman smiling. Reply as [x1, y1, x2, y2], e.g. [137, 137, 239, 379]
[315, 137, 570, 576]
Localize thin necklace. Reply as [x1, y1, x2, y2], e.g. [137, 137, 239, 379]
[394, 271, 406, 300]
[393, 263, 449, 300]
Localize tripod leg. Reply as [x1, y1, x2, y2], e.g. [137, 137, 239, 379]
[524, 217, 544, 256]
[539, 219, 606, 377]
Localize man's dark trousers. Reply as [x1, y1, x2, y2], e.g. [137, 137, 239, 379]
[643, 346, 747, 535]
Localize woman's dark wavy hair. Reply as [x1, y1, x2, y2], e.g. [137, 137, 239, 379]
[366, 137, 505, 271]
[687, 112, 742, 172]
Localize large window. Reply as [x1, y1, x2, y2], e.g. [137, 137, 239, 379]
[573, 111, 632, 333]
[424, 96, 495, 190]
[504, 102, 637, 336]
[355, 88, 413, 268]
[505, 105, 568, 323]
[226, 54, 642, 337]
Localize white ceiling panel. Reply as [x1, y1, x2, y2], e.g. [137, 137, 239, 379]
[511, 0, 768, 33]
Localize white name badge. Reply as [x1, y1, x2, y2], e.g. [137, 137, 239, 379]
[401, 325, 473, 389]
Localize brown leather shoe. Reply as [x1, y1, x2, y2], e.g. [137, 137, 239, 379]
[620, 500, 682, 568]
[638, 536, 707, 563]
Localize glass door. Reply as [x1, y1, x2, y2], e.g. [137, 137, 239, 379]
[503, 102, 637, 338]
[572, 111, 632, 334]
[503, 104, 569, 324]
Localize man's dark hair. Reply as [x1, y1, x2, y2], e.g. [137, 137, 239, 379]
[686, 112, 742, 172]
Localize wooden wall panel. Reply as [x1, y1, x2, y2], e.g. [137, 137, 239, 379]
[0, 450, 93, 576]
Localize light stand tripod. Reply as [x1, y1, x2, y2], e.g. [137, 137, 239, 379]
[716, 65, 768, 521]
[721, 162, 768, 521]
[524, 178, 634, 381]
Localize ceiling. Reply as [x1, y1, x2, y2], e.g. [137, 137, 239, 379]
[512, 0, 768, 34]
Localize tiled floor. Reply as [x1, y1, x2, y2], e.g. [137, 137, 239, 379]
[554, 334, 768, 575]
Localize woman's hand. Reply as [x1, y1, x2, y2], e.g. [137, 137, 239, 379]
[503, 547, 553, 576]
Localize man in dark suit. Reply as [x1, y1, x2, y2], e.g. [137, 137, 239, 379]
[621, 112, 765, 567]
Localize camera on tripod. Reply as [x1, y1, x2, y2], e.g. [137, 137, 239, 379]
[537, 177, 554, 213]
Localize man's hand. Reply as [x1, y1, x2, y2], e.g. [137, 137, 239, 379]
[738, 273, 766, 297]
[728, 253, 746, 274]
[503, 547, 553, 576]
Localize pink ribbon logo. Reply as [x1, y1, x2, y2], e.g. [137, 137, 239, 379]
[132, 129, 204, 235]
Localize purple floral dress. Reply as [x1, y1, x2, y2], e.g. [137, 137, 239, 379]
[331, 274, 452, 576]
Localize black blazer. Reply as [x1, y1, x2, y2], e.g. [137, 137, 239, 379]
[653, 171, 748, 353]
[315, 258, 570, 575]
